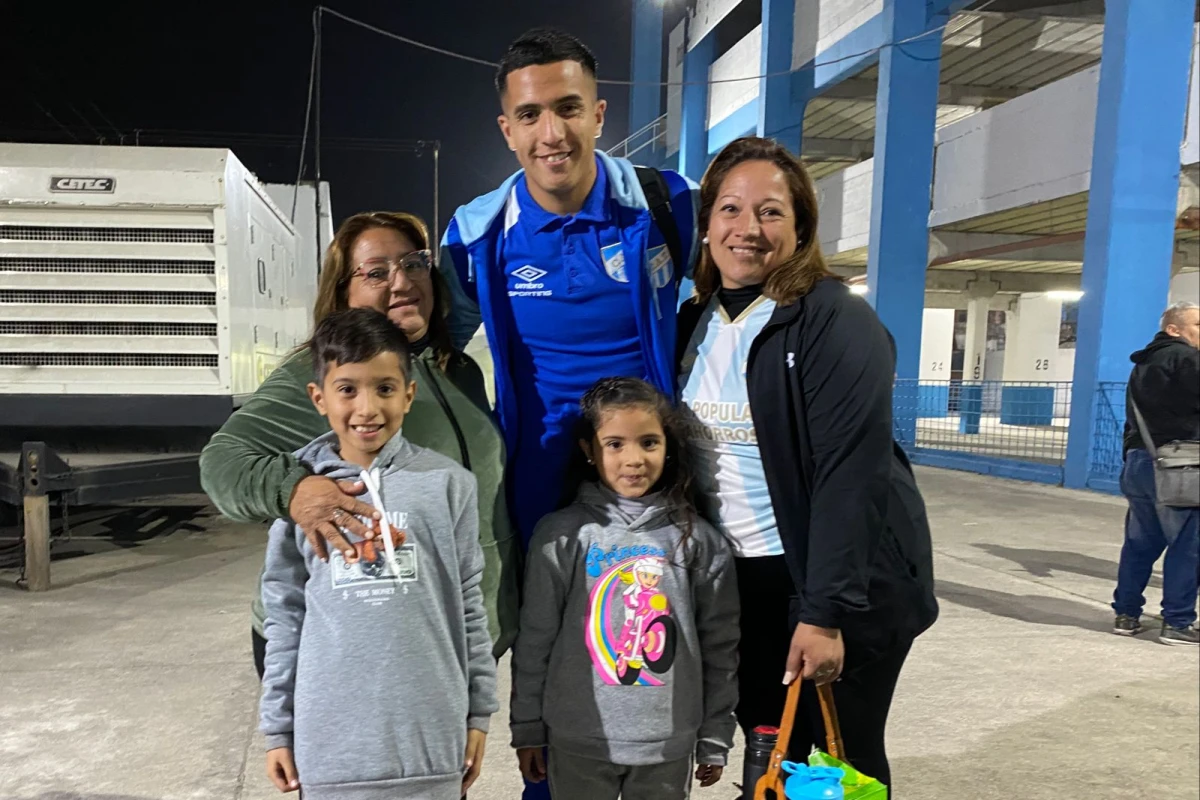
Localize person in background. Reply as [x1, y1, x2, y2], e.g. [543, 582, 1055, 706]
[199, 211, 520, 677]
[438, 27, 700, 551]
[260, 308, 496, 797]
[1112, 300, 1200, 646]
[510, 378, 738, 800]
[677, 136, 938, 790]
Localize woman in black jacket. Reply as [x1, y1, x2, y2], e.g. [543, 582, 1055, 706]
[677, 136, 938, 789]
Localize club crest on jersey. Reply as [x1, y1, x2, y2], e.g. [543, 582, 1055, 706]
[647, 245, 674, 289]
[601, 242, 629, 283]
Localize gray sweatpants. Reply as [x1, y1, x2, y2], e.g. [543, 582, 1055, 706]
[547, 748, 693, 800]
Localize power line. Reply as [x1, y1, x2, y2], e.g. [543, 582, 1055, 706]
[0, 126, 432, 153]
[89, 101, 125, 141]
[292, 6, 322, 222]
[315, 0, 999, 88]
[25, 100, 79, 143]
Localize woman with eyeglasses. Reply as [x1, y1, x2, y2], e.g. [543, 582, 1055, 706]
[200, 211, 521, 681]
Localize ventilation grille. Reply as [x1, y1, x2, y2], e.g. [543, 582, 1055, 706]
[0, 353, 218, 368]
[0, 322, 218, 337]
[0, 225, 214, 244]
[0, 290, 216, 305]
[0, 257, 216, 274]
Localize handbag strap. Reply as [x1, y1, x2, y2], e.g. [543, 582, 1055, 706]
[1130, 398, 1159, 459]
[755, 680, 846, 799]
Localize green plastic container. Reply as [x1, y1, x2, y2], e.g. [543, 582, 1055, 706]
[807, 750, 888, 800]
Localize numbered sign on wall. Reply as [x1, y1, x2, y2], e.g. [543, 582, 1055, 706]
[920, 309, 956, 382]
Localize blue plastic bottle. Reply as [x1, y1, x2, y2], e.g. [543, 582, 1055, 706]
[780, 762, 845, 800]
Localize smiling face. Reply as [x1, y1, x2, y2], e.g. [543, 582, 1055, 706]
[706, 159, 799, 291]
[581, 405, 666, 499]
[497, 60, 605, 212]
[308, 352, 416, 469]
[345, 227, 433, 341]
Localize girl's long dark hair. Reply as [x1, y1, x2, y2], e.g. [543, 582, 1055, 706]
[560, 377, 702, 564]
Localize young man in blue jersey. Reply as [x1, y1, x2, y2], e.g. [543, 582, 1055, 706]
[439, 28, 699, 547]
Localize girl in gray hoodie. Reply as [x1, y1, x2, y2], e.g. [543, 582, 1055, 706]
[510, 378, 740, 800]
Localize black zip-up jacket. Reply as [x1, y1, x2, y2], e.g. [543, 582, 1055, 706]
[679, 278, 938, 656]
[1123, 332, 1200, 453]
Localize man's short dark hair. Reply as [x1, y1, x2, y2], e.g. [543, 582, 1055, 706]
[310, 308, 412, 385]
[496, 27, 598, 95]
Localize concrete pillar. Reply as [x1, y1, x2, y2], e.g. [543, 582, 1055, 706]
[963, 278, 1000, 382]
[918, 309, 955, 418]
[1001, 305, 1021, 382]
[866, 0, 945, 446]
[758, 0, 804, 155]
[1064, 0, 1196, 489]
[629, 0, 665, 146]
[680, 30, 716, 182]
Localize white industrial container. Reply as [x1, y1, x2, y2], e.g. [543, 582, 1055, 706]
[0, 143, 319, 427]
[264, 180, 334, 347]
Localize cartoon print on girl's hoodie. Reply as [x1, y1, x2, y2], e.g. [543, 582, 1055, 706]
[587, 553, 676, 686]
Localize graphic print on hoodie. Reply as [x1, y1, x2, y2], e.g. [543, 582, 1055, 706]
[586, 549, 674, 687]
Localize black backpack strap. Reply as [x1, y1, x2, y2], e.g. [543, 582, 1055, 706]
[635, 166, 684, 286]
[675, 296, 706, 373]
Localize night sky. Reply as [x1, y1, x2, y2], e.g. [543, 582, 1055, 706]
[3, 1, 640, 237]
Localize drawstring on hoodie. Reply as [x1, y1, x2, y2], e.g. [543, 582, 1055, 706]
[359, 467, 401, 578]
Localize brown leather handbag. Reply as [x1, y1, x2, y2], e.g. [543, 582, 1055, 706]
[754, 679, 845, 800]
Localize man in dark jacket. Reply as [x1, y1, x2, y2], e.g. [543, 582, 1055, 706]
[1112, 301, 1199, 646]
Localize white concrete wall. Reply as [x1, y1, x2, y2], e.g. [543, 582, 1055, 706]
[816, 159, 873, 256]
[1004, 294, 1064, 382]
[1182, 25, 1199, 166]
[689, 0, 743, 50]
[1171, 270, 1200, 305]
[708, 25, 763, 128]
[931, 66, 1100, 228]
[792, 0, 883, 69]
[666, 19, 686, 156]
[920, 309, 955, 382]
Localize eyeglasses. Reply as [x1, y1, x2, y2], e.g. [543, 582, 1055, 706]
[350, 250, 433, 287]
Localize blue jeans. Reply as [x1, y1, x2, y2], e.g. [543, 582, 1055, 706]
[1113, 448, 1200, 628]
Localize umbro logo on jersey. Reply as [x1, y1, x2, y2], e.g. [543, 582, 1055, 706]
[510, 265, 552, 298]
[512, 265, 548, 283]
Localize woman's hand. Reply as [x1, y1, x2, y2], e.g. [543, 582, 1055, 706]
[517, 747, 547, 783]
[783, 623, 844, 686]
[287, 475, 380, 562]
[266, 747, 300, 793]
[463, 729, 487, 793]
[695, 764, 724, 787]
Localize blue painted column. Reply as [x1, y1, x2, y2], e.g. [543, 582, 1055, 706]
[629, 0, 664, 145]
[679, 31, 716, 182]
[1063, 0, 1195, 489]
[758, 0, 806, 155]
[865, 0, 944, 447]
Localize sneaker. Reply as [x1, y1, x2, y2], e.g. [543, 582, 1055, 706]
[1113, 615, 1144, 636]
[1159, 624, 1200, 646]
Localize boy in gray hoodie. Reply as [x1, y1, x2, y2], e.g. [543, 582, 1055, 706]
[510, 378, 739, 800]
[259, 308, 498, 799]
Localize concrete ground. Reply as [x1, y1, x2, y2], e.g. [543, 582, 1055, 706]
[1, 468, 1196, 800]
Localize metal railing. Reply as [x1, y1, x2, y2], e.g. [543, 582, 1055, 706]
[608, 114, 669, 161]
[893, 380, 1073, 479]
[1089, 381, 1127, 485]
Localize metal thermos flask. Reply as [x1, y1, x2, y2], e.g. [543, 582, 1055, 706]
[742, 724, 780, 799]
